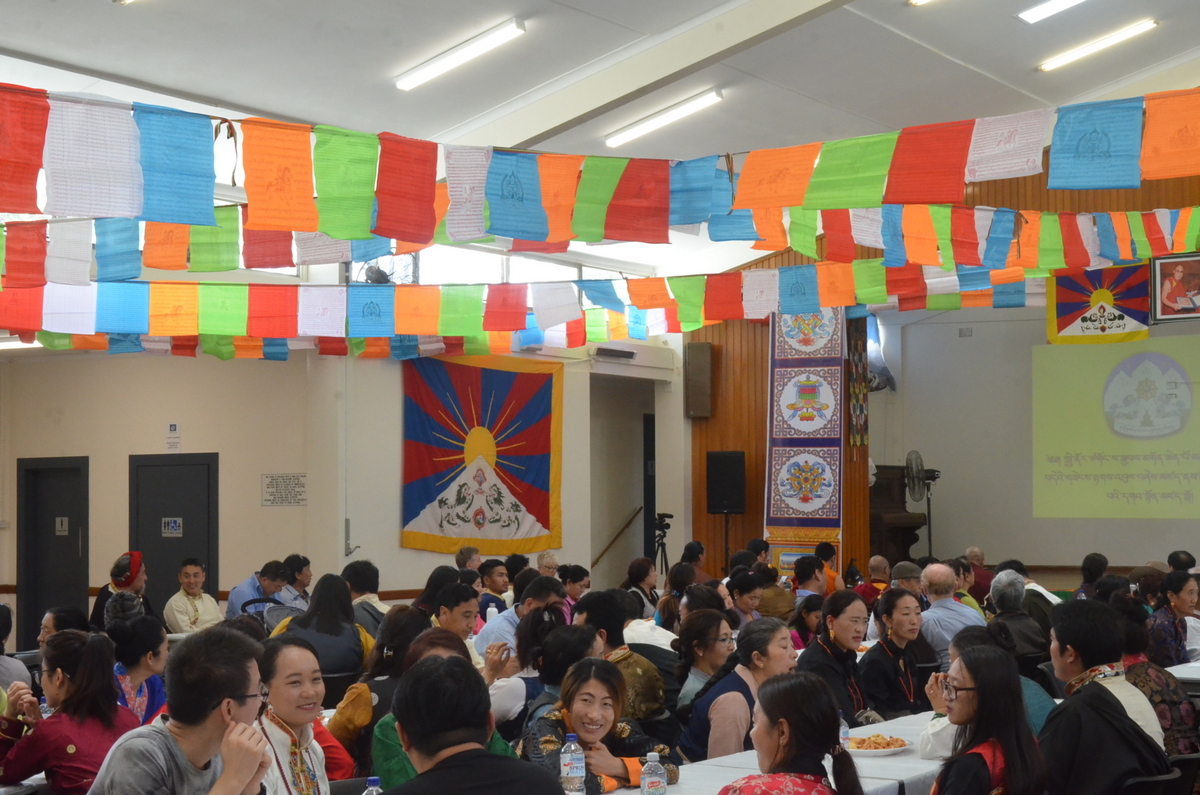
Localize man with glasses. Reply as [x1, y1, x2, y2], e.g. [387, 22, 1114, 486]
[91, 627, 273, 795]
[919, 563, 985, 672]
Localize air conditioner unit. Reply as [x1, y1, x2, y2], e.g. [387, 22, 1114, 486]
[593, 346, 637, 361]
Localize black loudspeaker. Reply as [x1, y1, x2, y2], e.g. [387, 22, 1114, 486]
[707, 451, 746, 514]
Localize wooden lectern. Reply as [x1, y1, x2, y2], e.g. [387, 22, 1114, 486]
[869, 464, 927, 564]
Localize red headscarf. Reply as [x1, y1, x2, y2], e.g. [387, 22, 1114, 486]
[113, 551, 143, 589]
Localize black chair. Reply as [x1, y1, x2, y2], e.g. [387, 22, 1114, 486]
[1037, 661, 1066, 699]
[1121, 768, 1181, 795]
[1168, 754, 1200, 795]
[322, 672, 358, 710]
[329, 777, 368, 795]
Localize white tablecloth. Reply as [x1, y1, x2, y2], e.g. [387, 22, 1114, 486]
[1167, 662, 1200, 683]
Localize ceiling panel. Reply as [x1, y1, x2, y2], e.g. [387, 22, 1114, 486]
[546, 0, 734, 36]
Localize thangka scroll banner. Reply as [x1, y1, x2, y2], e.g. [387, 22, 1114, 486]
[401, 355, 562, 554]
[1047, 264, 1150, 345]
[765, 311, 846, 559]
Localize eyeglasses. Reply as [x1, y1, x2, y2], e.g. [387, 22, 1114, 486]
[941, 681, 977, 700]
[707, 635, 735, 647]
[236, 684, 269, 703]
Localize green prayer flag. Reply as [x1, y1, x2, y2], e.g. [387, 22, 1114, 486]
[463, 334, 491, 355]
[189, 205, 240, 272]
[347, 338, 367, 357]
[585, 308, 608, 342]
[572, 157, 629, 242]
[1186, 207, 1200, 252]
[200, 335, 235, 361]
[1036, 212, 1066, 271]
[36, 331, 73, 350]
[852, 258, 887, 305]
[801, 132, 899, 210]
[438, 285, 485, 337]
[314, 125, 380, 240]
[788, 208, 819, 259]
[667, 275, 706, 331]
[1126, 212, 1152, 260]
[434, 203, 494, 246]
[926, 294, 962, 310]
[198, 283, 249, 336]
[928, 205, 954, 271]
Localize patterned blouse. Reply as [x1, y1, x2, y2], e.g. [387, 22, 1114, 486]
[1123, 654, 1200, 758]
[718, 773, 836, 795]
[1146, 605, 1190, 668]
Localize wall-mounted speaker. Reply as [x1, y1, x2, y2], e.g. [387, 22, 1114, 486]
[707, 451, 745, 514]
[684, 342, 712, 419]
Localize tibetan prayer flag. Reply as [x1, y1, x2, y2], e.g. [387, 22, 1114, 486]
[880, 205, 906, 268]
[957, 265, 992, 292]
[347, 284, 395, 338]
[438, 285, 485, 337]
[801, 132, 899, 210]
[981, 208, 1016, 269]
[4, 221, 47, 288]
[143, 223, 189, 270]
[572, 157, 628, 242]
[394, 285, 441, 335]
[510, 239, 568, 254]
[901, 205, 941, 267]
[71, 334, 108, 351]
[929, 205, 953, 269]
[241, 118, 318, 231]
[0, 286, 42, 331]
[149, 282, 199, 336]
[0, 84, 49, 213]
[96, 281, 149, 334]
[1036, 211, 1066, 272]
[961, 289, 993, 308]
[484, 332, 510, 355]
[45, 219, 93, 285]
[965, 108, 1054, 182]
[1141, 88, 1200, 180]
[133, 103, 215, 226]
[1112, 212, 1136, 261]
[200, 335, 235, 361]
[1126, 212, 1151, 260]
[240, 206, 294, 269]
[951, 206, 982, 267]
[777, 265, 820, 313]
[816, 261, 856, 307]
[42, 282, 97, 334]
[1174, 207, 1196, 253]
[1007, 212, 1040, 270]
[233, 337, 264, 359]
[667, 275, 705, 331]
[36, 331, 73, 350]
[189, 205, 240, 272]
[483, 283, 528, 332]
[703, 273, 744, 320]
[517, 312, 544, 348]
[669, 155, 718, 225]
[444, 144, 492, 242]
[539, 154, 584, 243]
[43, 94, 142, 218]
[742, 269, 779, 319]
[852, 259, 887, 305]
[626, 308, 648, 341]
[0, 225, 5, 275]
[390, 335, 419, 361]
[198, 283, 250, 336]
[923, 265, 959, 296]
[316, 337, 348, 356]
[627, 278, 675, 310]
[247, 284, 298, 339]
[885, 262, 926, 298]
[574, 280, 625, 314]
[297, 285, 347, 337]
[1074, 213, 1108, 269]
[94, 218, 141, 281]
[883, 120, 974, 205]
[821, 210, 855, 263]
[608, 310, 628, 340]
[531, 282, 581, 330]
[1056, 211, 1090, 272]
[605, 159, 670, 244]
[1140, 211, 1171, 257]
[107, 333, 144, 354]
[992, 281, 1027, 308]
[732, 143, 821, 209]
[350, 230, 392, 263]
[565, 316, 587, 347]
[751, 207, 788, 251]
[1048, 264, 1149, 344]
[1048, 98, 1144, 190]
[710, 171, 759, 242]
[926, 294, 962, 311]
[486, 151, 548, 241]
[313, 125, 379, 239]
[374, 133, 438, 243]
[585, 308, 608, 342]
[295, 232, 351, 266]
[850, 208, 884, 250]
[990, 265, 1026, 286]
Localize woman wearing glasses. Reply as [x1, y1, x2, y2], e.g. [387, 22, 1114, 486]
[674, 610, 735, 710]
[257, 636, 329, 795]
[796, 592, 881, 728]
[932, 645, 1045, 795]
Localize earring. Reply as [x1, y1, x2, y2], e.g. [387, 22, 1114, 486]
[830, 628, 836, 643]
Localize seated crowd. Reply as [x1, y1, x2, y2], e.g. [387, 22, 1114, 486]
[0, 542, 1196, 795]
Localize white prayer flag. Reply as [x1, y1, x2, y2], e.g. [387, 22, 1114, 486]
[645, 308, 669, 336]
[1075, 214, 1110, 270]
[139, 335, 172, 355]
[42, 282, 98, 334]
[922, 266, 960, 296]
[741, 269, 779, 319]
[850, 208, 884, 250]
[444, 145, 492, 242]
[965, 108, 1054, 183]
[417, 336, 446, 357]
[45, 219, 94, 285]
[297, 286, 348, 337]
[295, 232, 351, 266]
[43, 94, 143, 218]
[531, 282, 581, 330]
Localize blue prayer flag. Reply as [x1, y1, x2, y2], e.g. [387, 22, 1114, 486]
[846, 305, 870, 319]
[956, 265, 992, 292]
[390, 335, 420, 360]
[777, 265, 821, 313]
[574, 280, 626, 314]
[133, 103, 216, 226]
[96, 282, 150, 334]
[106, 333, 144, 354]
[485, 151, 549, 241]
[1048, 98, 1143, 190]
[669, 156, 719, 225]
[708, 171, 760, 242]
[262, 339, 290, 361]
[981, 208, 1016, 269]
[626, 308, 648, 341]
[347, 284, 395, 338]
[880, 205, 906, 268]
[992, 281, 1026, 308]
[517, 312, 544, 348]
[95, 218, 142, 281]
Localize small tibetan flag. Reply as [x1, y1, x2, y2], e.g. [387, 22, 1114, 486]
[485, 150, 548, 241]
[143, 223, 190, 270]
[801, 132, 899, 210]
[3, 221, 47, 288]
[94, 218, 142, 282]
[313, 125, 379, 239]
[438, 285, 485, 337]
[198, 283, 250, 337]
[703, 273, 744, 320]
[0, 84, 50, 214]
[539, 153, 585, 243]
[882, 120, 975, 205]
[96, 281, 150, 334]
[709, 172, 760, 242]
[149, 282, 200, 336]
[375, 133, 438, 243]
[732, 143, 821, 209]
[241, 118, 319, 232]
[669, 155, 718, 225]
[247, 284, 298, 339]
[572, 156, 628, 242]
[347, 284, 395, 338]
[240, 206, 294, 269]
[605, 159, 670, 244]
[1048, 98, 1144, 190]
[1048, 264, 1149, 344]
[483, 283, 528, 332]
[189, 205, 241, 272]
[1141, 88, 1200, 180]
[394, 285, 441, 335]
[134, 103, 215, 226]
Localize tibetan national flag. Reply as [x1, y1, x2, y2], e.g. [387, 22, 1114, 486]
[1047, 264, 1149, 344]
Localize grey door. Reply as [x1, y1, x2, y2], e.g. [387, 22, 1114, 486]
[129, 454, 219, 617]
[17, 457, 89, 649]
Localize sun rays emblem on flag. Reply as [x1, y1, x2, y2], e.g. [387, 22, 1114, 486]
[401, 356, 562, 554]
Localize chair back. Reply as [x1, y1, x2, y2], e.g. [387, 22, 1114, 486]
[322, 672, 359, 710]
[1036, 661, 1066, 699]
[1121, 768, 1181, 795]
[1167, 754, 1200, 795]
[329, 777, 368, 795]
[262, 603, 305, 633]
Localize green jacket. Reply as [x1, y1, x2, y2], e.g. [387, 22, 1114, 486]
[372, 713, 516, 789]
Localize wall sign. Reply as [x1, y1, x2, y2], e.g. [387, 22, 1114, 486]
[262, 474, 307, 507]
[55, 517, 68, 536]
[162, 518, 183, 538]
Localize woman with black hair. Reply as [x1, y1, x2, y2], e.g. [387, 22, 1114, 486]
[728, 571, 766, 629]
[621, 557, 660, 620]
[488, 607, 565, 742]
[0, 631, 139, 795]
[272, 573, 375, 675]
[859, 589, 930, 719]
[107, 615, 167, 725]
[559, 564, 591, 622]
[257, 636, 329, 795]
[655, 562, 697, 631]
[674, 609, 735, 710]
[796, 592, 880, 728]
[1074, 553, 1108, 600]
[412, 566, 461, 616]
[1145, 570, 1197, 667]
[934, 646, 1046, 795]
[788, 594, 824, 651]
[280, 553, 313, 608]
[718, 672, 865, 795]
[526, 624, 603, 727]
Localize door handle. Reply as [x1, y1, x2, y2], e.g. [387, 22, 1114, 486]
[78, 529, 82, 558]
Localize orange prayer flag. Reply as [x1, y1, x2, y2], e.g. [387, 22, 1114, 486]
[607, 310, 628, 340]
[70, 333, 108, 351]
[540, 154, 584, 243]
[1174, 207, 1194, 253]
[394, 183, 449, 255]
[989, 266, 1026, 285]
[1006, 211, 1041, 269]
[1112, 212, 1135, 260]
[360, 338, 391, 358]
[732, 143, 821, 209]
[241, 118, 319, 232]
[149, 282, 199, 336]
[900, 205, 940, 266]
[487, 331, 512, 355]
[626, 277, 676, 310]
[815, 261, 856, 307]
[1141, 88, 1200, 180]
[233, 336, 264, 359]
[751, 207, 789, 251]
[394, 285, 441, 335]
[143, 223, 190, 270]
[961, 289, 993, 308]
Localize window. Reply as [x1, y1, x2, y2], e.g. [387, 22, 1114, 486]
[417, 246, 503, 285]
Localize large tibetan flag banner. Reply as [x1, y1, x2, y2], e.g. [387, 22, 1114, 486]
[401, 355, 562, 554]
[1047, 264, 1150, 345]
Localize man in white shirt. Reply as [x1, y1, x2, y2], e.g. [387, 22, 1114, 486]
[163, 558, 223, 634]
[473, 574, 566, 656]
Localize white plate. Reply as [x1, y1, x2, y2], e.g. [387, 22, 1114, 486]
[847, 742, 908, 757]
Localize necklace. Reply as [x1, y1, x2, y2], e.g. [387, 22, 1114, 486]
[818, 638, 865, 712]
[879, 639, 916, 703]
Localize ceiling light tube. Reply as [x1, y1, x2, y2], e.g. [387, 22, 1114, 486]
[907, 0, 935, 6]
[605, 90, 723, 148]
[1018, 0, 1088, 24]
[395, 19, 525, 91]
[1039, 18, 1157, 71]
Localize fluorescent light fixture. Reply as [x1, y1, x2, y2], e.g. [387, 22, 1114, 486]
[605, 90, 723, 148]
[907, 0, 935, 5]
[1018, 0, 1087, 24]
[1039, 18, 1156, 71]
[0, 337, 41, 349]
[395, 19, 525, 91]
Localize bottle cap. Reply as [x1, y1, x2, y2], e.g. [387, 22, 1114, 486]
[367, 778, 381, 787]
[647, 752, 659, 762]
[566, 733, 578, 742]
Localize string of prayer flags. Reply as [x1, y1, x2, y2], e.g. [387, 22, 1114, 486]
[1140, 88, 1200, 180]
[751, 207, 788, 251]
[483, 283, 529, 332]
[96, 282, 149, 334]
[741, 268, 779, 319]
[732, 143, 821, 210]
[247, 284, 298, 339]
[94, 218, 142, 282]
[148, 282, 199, 336]
[574, 280, 626, 314]
[313, 125, 379, 240]
[666, 275, 705, 331]
[347, 284, 395, 338]
[965, 108, 1054, 182]
[777, 265, 820, 314]
[240, 206, 294, 269]
[605, 159, 670, 244]
[1048, 98, 1144, 190]
[198, 283, 250, 337]
[708, 172, 759, 242]
[241, 118, 319, 232]
[443, 145, 493, 242]
[572, 157, 629, 242]
[297, 285, 348, 338]
[189, 205, 241, 272]
[485, 150, 549, 241]
[0, 84, 49, 213]
[669, 156, 718, 225]
[821, 210, 856, 263]
[133, 103, 216, 226]
[801, 132, 899, 210]
[393, 285, 441, 335]
[883, 120, 975, 205]
[539, 154, 585, 243]
[626, 277, 675, 311]
[45, 219, 94, 285]
[437, 285, 484, 337]
[142, 223, 190, 270]
[4, 221, 48, 288]
[531, 282, 582, 330]
[42, 282, 97, 334]
[703, 272, 744, 320]
[43, 94, 143, 219]
[295, 231, 351, 266]
[374, 133, 438, 244]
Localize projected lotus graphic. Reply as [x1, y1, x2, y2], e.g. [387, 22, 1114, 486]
[1103, 353, 1191, 438]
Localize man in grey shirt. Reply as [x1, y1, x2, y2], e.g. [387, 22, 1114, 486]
[920, 562, 986, 672]
[90, 627, 272, 795]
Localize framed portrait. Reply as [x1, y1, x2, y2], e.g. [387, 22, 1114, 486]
[1151, 252, 1200, 323]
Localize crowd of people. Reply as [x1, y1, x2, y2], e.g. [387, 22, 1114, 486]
[0, 541, 1195, 795]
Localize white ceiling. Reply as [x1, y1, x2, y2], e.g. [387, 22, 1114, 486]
[2, 0, 1198, 275]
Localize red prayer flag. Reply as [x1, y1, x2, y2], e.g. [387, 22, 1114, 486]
[565, 316, 587, 348]
[885, 262, 926, 298]
[703, 273, 744, 320]
[0, 286, 42, 331]
[441, 337, 465, 357]
[317, 337, 348, 356]
[1059, 214, 1090, 272]
[247, 284, 299, 338]
[603, 159, 670, 244]
[3, 220, 47, 288]
[1142, 212, 1170, 257]
[510, 239, 570, 254]
[483, 283, 529, 332]
[241, 206, 295, 269]
[882, 120, 975, 205]
[951, 206, 982, 267]
[374, 133, 438, 243]
[0, 84, 49, 213]
[171, 336, 199, 357]
[821, 210, 856, 263]
[665, 307, 683, 334]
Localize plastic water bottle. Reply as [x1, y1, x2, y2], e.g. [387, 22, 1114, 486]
[38, 697, 52, 719]
[361, 776, 383, 795]
[486, 605, 499, 623]
[560, 733, 586, 795]
[838, 710, 850, 750]
[641, 751, 668, 795]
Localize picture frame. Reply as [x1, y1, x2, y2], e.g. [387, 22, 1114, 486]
[1151, 252, 1200, 323]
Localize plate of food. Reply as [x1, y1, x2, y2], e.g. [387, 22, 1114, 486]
[846, 735, 908, 756]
